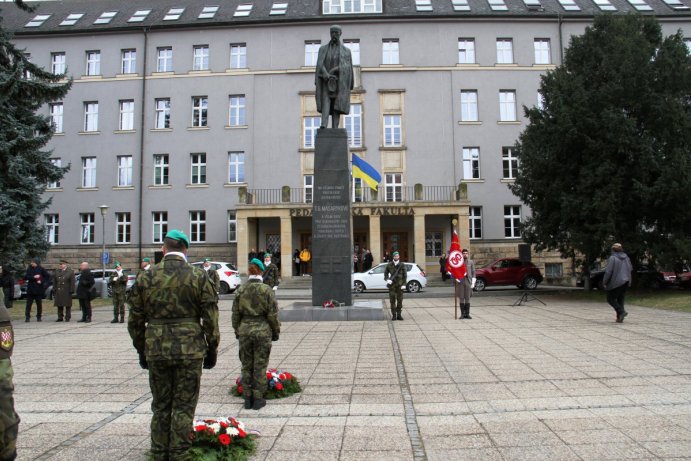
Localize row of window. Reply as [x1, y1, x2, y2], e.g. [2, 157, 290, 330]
[45, 37, 558, 79]
[42, 204, 522, 247]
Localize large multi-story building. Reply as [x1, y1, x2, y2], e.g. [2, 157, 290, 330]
[3, 0, 690, 281]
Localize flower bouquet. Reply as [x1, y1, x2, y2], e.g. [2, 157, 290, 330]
[188, 416, 257, 461]
[230, 368, 302, 400]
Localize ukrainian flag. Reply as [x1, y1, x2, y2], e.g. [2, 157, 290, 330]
[351, 154, 382, 191]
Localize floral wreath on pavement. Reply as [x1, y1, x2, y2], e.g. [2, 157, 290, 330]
[230, 368, 302, 399]
[188, 416, 258, 461]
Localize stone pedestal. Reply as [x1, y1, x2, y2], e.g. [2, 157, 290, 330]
[311, 128, 353, 307]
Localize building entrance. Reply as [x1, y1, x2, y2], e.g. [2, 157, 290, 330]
[353, 232, 367, 272]
[383, 232, 409, 261]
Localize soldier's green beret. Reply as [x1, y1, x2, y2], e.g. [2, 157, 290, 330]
[142, 257, 151, 262]
[392, 251, 399, 256]
[203, 258, 212, 262]
[249, 258, 265, 272]
[113, 261, 121, 268]
[264, 253, 272, 258]
[165, 229, 190, 248]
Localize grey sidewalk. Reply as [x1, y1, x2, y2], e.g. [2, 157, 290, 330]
[11, 296, 691, 460]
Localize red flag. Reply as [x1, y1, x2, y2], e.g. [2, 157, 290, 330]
[446, 231, 467, 281]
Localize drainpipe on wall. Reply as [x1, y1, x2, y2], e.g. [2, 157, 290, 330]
[137, 28, 149, 262]
[558, 13, 564, 65]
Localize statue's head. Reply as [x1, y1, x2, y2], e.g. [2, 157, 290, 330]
[330, 25, 342, 42]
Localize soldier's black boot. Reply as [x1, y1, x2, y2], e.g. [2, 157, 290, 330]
[119, 314, 125, 323]
[391, 309, 397, 321]
[465, 303, 472, 319]
[460, 304, 467, 319]
[65, 307, 71, 321]
[110, 318, 118, 323]
[56, 306, 64, 321]
[253, 398, 266, 410]
[244, 395, 253, 409]
[396, 311, 403, 321]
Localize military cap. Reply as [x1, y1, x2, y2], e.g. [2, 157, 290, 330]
[203, 258, 212, 262]
[165, 229, 190, 248]
[142, 257, 151, 262]
[264, 253, 272, 258]
[59, 259, 69, 264]
[114, 261, 121, 268]
[392, 251, 399, 256]
[249, 258, 265, 271]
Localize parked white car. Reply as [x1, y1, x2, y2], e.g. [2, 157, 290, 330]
[191, 261, 241, 294]
[353, 262, 427, 293]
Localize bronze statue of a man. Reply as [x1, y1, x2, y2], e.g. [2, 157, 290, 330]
[315, 25, 354, 129]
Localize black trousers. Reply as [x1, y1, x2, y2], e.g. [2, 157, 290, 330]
[78, 298, 92, 320]
[606, 284, 627, 317]
[25, 295, 43, 320]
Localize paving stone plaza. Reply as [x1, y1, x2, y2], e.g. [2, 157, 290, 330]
[12, 295, 691, 460]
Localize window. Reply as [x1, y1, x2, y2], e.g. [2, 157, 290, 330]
[462, 147, 480, 179]
[164, 7, 185, 20]
[662, 0, 690, 10]
[229, 95, 246, 126]
[84, 102, 99, 132]
[192, 96, 208, 127]
[234, 3, 253, 16]
[81, 157, 97, 188]
[383, 115, 402, 147]
[44, 214, 59, 244]
[190, 211, 206, 243]
[458, 39, 475, 64]
[193, 45, 209, 71]
[153, 154, 169, 185]
[199, 6, 220, 18]
[128, 9, 151, 22]
[80, 213, 95, 244]
[557, 0, 580, 10]
[460, 90, 478, 121]
[488, 0, 508, 10]
[502, 146, 519, 179]
[48, 158, 61, 189]
[119, 100, 134, 130]
[191, 153, 207, 184]
[499, 90, 517, 122]
[49, 103, 63, 133]
[352, 177, 363, 202]
[304, 175, 314, 203]
[26, 14, 51, 27]
[116, 212, 131, 244]
[157, 47, 173, 72]
[228, 152, 245, 183]
[86, 50, 100, 75]
[452, 0, 471, 11]
[121, 49, 136, 74]
[344, 40, 360, 66]
[469, 206, 482, 239]
[60, 13, 84, 26]
[382, 39, 399, 65]
[545, 263, 563, 278]
[227, 211, 237, 242]
[155, 98, 171, 129]
[415, 0, 433, 11]
[270, 2, 289, 14]
[593, 0, 616, 10]
[425, 231, 443, 257]
[230, 43, 247, 69]
[496, 39, 513, 64]
[304, 41, 320, 66]
[152, 212, 168, 243]
[344, 103, 362, 147]
[94, 11, 117, 24]
[117, 156, 133, 187]
[303, 116, 320, 148]
[51, 52, 66, 74]
[534, 39, 551, 64]
[684, 38, 691, 54]
[504, 206, 521, 238]
[384, 173, 402, 202]
[537, 91, 545, 110]
[323, 0, 383, 14]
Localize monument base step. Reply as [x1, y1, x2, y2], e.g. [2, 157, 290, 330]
[279, 300, 385, 322]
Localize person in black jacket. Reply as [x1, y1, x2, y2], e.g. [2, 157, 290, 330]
[23, 258, 50, 322]
[0, 265, 13, 309]
[76, 262, 95, 323]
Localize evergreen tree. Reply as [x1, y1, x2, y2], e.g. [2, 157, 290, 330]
[510, 15, 691, 272]
[0, 6, 72, 268]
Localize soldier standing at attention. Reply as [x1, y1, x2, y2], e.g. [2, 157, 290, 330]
[384, 251, 407, 321]
[456, 249, 476, 320]
[202, 258, 220, 294]
[232, 258, 280, 410]
[110, 262, 128, 324]
[53, 260, 75, 322]
[128, 230, 220, 461]
[262, 253, 279, 292]
[0, 287, 20, 461]
[138, 257, 151, 276]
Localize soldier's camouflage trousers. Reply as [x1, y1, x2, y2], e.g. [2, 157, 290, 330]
[0, 360, 19, 461]
[112, 290, 126, 319]
[148, 358, 203, 461]
[239, 330, 272, 399]
[388, 285, 403, 312]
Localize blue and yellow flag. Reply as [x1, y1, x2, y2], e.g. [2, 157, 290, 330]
[351, 154, 382, 191]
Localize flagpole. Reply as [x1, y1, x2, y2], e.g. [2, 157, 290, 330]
[454, 278, 458, 320]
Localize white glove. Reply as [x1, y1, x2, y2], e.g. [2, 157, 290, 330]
[272, 286, 278, 291]
[386, 280, 392, 286]
[471, 278, 476, 288]
[401, 284, 405, 288]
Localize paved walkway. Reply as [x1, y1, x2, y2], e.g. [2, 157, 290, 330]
[11, 295, 691, 460]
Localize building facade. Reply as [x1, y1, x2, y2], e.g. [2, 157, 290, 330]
[4, 0, 690, 280]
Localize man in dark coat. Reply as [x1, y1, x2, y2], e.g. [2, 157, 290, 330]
[603, 243, 633, 323]
[76, 262, 95, 323]
[363, 249, 373, 271]
[315, 25, 354, 129]
[23, 258, 50, 322]
[53, 260, 75, 322]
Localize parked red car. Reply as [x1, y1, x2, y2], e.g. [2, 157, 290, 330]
[473, 258, 543, 291]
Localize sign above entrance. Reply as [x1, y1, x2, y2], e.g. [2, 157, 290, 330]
[289, 206, 415, 217]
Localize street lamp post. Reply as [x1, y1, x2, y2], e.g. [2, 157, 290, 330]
[99, 205, 109, 299]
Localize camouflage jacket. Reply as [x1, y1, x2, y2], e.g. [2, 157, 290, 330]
[384, 261, 408, 285]
[127, 254, 220, 361]
[232, 279, 280, 337]
[262, 263, 279, 288]
[205, 267, 220, 293]
[110, 271, 128, 293]
[0, 298, 14, 360]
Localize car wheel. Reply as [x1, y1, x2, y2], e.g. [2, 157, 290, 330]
[219, 282, 230, 295]
[523, 276, 539, 290]
[107, 285, 113, 297]
[474, 278, 486, 291]
[406, 280, 421, 293]
[353, 281, 365, 293]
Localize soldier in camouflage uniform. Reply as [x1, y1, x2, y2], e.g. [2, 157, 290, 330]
[384, 251, 407, 321]
[232, 258, 280, 410]
[262, 253, 280, 292]
[138, 257, 152, 277]
[0, 288, 19, 461]
[202, 258, 220, 294]
[110, 262, 128, 324]
[128, 230, 220, 461]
